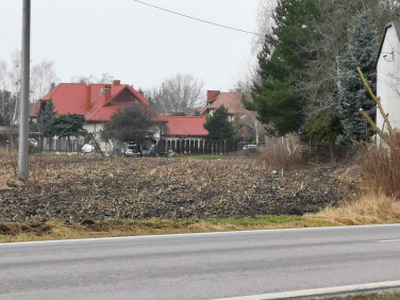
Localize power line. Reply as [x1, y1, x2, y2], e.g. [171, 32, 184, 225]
[131, 0, 262, 36]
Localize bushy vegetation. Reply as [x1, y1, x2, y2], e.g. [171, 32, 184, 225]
[315, 133, 400, 225]
[250, 0, 399, 147]
[259, 137, 311, 171]
[362, 134, 400, 198]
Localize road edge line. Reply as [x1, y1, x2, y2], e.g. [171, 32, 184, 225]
[212, 280, 400, 300]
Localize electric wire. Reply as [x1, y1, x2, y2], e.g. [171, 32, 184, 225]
[131, 0, 262, 36]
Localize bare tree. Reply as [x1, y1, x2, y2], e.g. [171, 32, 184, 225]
[30, 59, 58, 102]
[71, 72, 113, 84]
[252, 0, 278, 54]
[0, 51, 59, 125]
[0, 60, 8, 123]
[0, 60, 7, 91]
[234, 59, 260, 92]
[150, 73, 204, 114]
[104, 104, 156, 155]
[8, 51, 21, 124]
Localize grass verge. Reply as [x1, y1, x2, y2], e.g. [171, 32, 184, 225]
[0, 215, 337, 243]
[320, 291, 400, 299]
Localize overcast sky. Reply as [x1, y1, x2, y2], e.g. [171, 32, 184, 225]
[0, 0, 261, 94]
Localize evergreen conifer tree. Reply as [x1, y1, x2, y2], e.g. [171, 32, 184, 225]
[250, 0, 320, 136]
[38, 99, 58, 150]
[337, 16, 378, 144]
[204, 106, 234, 140]
[53, 113, 85, 152]
[39, 99, 57, 137]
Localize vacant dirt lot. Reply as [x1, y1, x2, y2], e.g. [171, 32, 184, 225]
[0, 155, 357, 223]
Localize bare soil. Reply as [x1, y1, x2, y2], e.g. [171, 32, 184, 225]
[0, 155, 358, 224]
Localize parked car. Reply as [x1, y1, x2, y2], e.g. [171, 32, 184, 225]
[243, 144, 259, 151]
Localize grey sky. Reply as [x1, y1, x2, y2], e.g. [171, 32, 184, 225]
[0, 0, 261, 93]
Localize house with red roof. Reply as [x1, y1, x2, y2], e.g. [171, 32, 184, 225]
[162, 115, 208, 153]
[30, 80, 169, 152]
[29, 80, 213, 153]
[163, 116, 208, 137]
[30, 80, 166, 130]
[200, 89, 248, 121]
[200, 89, 262, 144]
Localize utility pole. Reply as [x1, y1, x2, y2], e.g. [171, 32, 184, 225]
[18, 0, 31, 181]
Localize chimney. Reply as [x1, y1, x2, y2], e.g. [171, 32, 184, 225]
[85, 84, 92, 110]
[207, 90, 220, 103]
[113, 80, 120, 87]
[104, 84, 112, 102]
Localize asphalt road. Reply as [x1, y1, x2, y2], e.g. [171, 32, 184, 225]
[1, 224, 400, 300]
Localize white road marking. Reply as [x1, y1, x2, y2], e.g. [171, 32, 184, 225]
[1, 223, 400, 246]
[377, 239, 400, 243]
[212, 280, 400, 300]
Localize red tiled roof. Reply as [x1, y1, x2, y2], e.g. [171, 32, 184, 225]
[29, 100, 42, 118]
[163, 116, 209, 137]
[200, 90, 246, 116]
[29, 82, 166, 123]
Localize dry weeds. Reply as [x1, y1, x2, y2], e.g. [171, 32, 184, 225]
[312, 193, 400, 225]
[0, 216, 336, 243]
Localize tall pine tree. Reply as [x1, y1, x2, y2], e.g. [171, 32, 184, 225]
[250, 0, 320, 136]
[337, 15, 378, 144]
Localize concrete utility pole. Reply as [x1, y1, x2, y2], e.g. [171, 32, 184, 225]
[18, 0, 31, 181]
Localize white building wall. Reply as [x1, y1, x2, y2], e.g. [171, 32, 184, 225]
[376, 25, 400, 136]
[82, 122, 113, 153]
[83, 123, 104, 135]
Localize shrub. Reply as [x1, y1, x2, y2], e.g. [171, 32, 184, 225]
[361, 133, 400, 198]
[260, 137, 311, 170]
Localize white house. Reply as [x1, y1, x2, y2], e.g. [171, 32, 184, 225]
[376, 21, 400, 136]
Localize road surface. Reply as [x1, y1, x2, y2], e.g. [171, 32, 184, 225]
[1, 224, 400, 299]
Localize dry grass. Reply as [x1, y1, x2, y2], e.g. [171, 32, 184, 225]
[0, 147, 18, 188]
[361, 134, 400, 198]
[321, 291, 400, 299]
[313, 135, 400, 226]
[0, 216, 336, 243]
[312, 193, 400, 226]
[259, 137, 311, 170]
